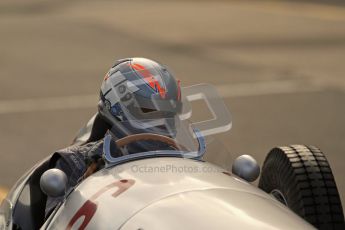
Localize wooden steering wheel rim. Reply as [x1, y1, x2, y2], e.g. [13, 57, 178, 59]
[115, 133, 183, 150]
[83, 133, 186, 179]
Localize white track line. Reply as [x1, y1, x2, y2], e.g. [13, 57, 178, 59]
[217, 80, 322, 98]
[0, 81, 323, 115]
[239, 1, 345, 22]
[0, 95, 97, 115]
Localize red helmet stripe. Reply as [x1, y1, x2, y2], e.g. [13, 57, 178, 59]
[129, 63, 166, 99]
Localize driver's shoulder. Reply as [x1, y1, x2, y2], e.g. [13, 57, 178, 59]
[50, 139, 104, 169]
[58, 139, 104, 156]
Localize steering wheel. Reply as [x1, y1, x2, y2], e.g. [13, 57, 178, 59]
[83, 133, 186, 179]
[115, 133, 185, 151]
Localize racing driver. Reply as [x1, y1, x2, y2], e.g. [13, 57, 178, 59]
[45, 57, 182, 217]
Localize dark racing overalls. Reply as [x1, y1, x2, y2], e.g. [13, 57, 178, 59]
[45, 140, 104, 216]
[45, 134, 172, 217]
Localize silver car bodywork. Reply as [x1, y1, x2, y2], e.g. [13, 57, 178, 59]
[41, 157, 314, 230]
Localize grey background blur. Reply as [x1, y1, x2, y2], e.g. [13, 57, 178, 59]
[0, 0, 344, 206]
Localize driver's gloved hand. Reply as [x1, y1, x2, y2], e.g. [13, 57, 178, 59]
[85, 138, 121, 167]
[85, 140, 104, 166]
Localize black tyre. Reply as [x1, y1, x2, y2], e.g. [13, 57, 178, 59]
[259, 145, 344, 230]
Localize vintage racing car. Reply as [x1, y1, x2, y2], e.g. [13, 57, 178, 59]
[0, 84, 344, 230]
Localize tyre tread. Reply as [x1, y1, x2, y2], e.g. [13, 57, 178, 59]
[259, 145, 345, 230]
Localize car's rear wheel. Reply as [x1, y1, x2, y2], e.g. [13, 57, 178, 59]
[259, 145, 344, 230]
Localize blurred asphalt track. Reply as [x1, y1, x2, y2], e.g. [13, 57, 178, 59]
[0, 0, 345, 206]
